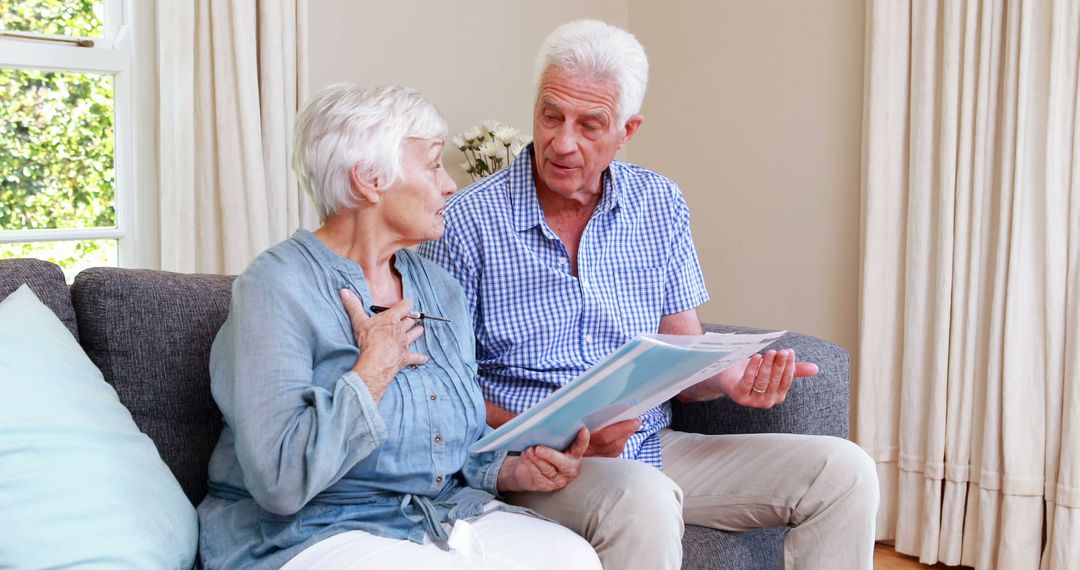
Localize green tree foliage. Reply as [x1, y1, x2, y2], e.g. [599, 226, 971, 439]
[0, 69, 115, 231]
[0, 0, 115, 270]
[0, 0, 102, 37]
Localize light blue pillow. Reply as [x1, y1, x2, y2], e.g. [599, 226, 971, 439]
[0, 284, 198, 569]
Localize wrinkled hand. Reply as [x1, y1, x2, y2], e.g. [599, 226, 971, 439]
[711, 349, 818, 409]
[584, 419, 640, 458]
[497, 429, 590, 493]
[340, 289, 428, 402]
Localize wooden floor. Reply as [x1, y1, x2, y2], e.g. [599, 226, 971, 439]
[874, 543, 974, 569]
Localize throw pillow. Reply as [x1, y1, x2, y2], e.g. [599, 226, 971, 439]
[0, 284, 198, 569]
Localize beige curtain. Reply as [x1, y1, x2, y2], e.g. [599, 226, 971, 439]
[157, 0, 318, 274]
[858, 0, 1079, 568]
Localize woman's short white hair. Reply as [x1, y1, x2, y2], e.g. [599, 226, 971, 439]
[292, 83, 447, 221]
[534, 19, 649, 126]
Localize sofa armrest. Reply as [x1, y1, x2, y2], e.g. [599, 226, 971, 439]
[669, 324, 850, 439]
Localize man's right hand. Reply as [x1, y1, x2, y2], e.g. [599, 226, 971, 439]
[485, 401, 518, 429]
[583, 419, 640, 458]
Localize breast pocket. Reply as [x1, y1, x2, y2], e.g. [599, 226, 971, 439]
[615, 267, 665, 336]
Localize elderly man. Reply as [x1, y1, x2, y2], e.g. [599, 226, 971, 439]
[419, 19, 878, 569]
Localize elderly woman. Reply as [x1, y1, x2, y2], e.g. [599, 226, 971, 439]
[196, 84, 601, 569]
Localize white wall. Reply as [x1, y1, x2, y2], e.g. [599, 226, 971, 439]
[307, 0, 628, 185]
[308, 0, 866, 355]
[628, 0, 865, 354]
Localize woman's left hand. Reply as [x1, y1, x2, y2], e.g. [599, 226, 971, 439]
[496, 428, 590, 493]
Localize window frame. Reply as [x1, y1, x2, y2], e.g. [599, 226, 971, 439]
[0, 0, 156, 270]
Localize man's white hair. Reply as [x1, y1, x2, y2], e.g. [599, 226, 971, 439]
[534, 19, 649, 126]
[292, 83, 447, 221]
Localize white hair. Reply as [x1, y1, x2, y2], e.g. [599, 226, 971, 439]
[534, 19, 649, 126]
[292, 83, 447, 221]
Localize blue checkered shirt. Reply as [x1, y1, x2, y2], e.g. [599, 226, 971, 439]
[418, 144, 709, 468]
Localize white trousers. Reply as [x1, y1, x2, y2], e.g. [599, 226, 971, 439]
[506, 430, 880, 570]
[280, 507, 601, 570]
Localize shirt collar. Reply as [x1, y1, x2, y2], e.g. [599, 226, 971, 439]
[508, 143, 621, 234]
[292, 229, 355, 273]
[291, 228, 412, 282]
[508, 144, 546, 233]
[595, 164, 621, 215]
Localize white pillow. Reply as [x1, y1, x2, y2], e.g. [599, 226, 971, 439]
[0, 284, 198, 569]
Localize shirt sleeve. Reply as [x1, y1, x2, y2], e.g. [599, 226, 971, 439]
[663, 185, 710, 315]
[210, 270, 388, 516]
[459, 427, 509, 496]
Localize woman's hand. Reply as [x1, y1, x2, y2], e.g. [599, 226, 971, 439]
[496, 429, 590, 493]
[340, 289, 428, 402]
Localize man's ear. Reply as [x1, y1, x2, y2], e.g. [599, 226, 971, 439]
[349, 165, 381, 204]
[617, 114, 644, 150]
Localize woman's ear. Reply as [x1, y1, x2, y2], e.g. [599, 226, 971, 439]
[349, 165, 382, 204]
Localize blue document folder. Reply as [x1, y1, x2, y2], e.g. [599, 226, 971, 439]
[470, 331, 784, 453]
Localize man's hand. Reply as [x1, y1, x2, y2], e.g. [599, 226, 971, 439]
[584, 419, 640, 457]
[496, 429, 590, 493]
[485, 401, 517, 429]
[677, 349, 819, 408]
[340, 290, 428, 403]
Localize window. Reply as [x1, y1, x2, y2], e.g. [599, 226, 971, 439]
[0, 0, 146, 280]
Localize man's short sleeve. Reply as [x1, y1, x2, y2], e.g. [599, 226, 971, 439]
[663, 189, 709, 315]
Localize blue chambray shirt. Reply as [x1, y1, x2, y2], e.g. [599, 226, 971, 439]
[418, 144, 709, 468]
[197, 230, 509, 569]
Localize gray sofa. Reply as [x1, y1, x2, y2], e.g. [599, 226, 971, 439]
[0, 257, 851, 569]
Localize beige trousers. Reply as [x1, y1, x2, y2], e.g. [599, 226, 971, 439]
[506, 430, 879, 570]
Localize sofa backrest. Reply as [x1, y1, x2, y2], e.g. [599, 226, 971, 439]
[71, 267, 234, 505]
[0, 258, 79, 339]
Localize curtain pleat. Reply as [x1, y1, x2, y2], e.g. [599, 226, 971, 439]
[159, 0, 316, 274]
[857, 0, 910, 541]
[859, 0, 1079, 568]
[1043, 1, 1080, 569]
[156, 0, 196, 273]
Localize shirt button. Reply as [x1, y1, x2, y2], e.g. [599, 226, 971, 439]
[435, 475, 443, 483]
[434, 434, 443, 444]
[584, 334, 593, 344]
[430, 393, 437, 401]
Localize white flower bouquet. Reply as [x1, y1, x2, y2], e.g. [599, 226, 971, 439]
[452, 120, 531, 181]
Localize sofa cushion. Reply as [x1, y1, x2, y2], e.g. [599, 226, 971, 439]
[0, 258, 78, 339]
[71, 267, 235, 505]
[0, 285, 197, 569]
[682, 525, 786, 569]
[672, 326, 850, 439]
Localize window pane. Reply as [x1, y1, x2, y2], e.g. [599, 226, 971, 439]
[0, 68, 115, 231]
[0, 0, 104, 38]
[0, 239, 116, 282]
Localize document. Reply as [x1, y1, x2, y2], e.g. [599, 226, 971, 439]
[469, 330, 786, 454]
